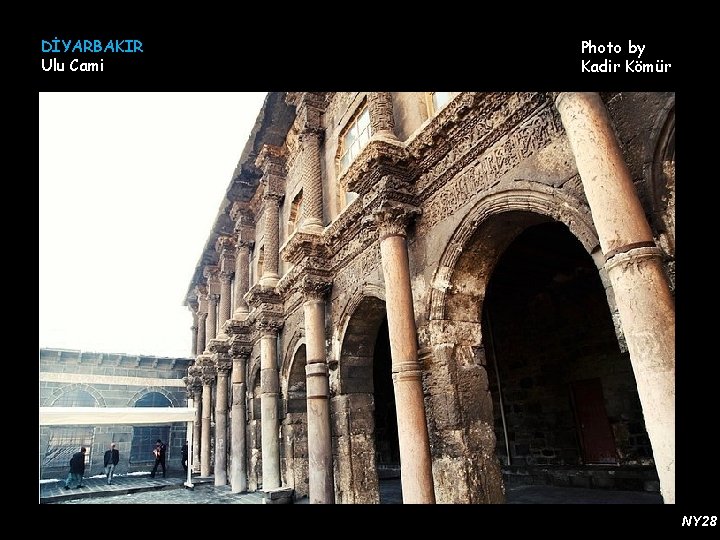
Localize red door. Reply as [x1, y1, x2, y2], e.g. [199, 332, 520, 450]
[571, 378, 618, 464]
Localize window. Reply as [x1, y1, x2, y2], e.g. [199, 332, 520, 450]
[256, 246, 264, 283]
[44, 389, 98, 470]
[427, 92, 453, 116]
[339, 106, 372, 173]
[288, 190, 303, 235]
[52, 388, 97, 407]
[130, 392, 172, 463]
[43, 427, 94, 469]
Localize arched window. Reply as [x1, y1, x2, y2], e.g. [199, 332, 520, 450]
[130, 392, 172, 463]
[43, 388, 97, 470]
[288, 189, 303, 236]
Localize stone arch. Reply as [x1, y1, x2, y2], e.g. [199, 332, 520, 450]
[247, 354, 263, 491]
[428, 186, 600, 323]
[281, 329, 305, 397]
[332, 289, 390, 504]
[127, 387, 179, 408]
[644, 98, 675, 290]
[44, 383, 106, 407]
[280, 341, 309, 498]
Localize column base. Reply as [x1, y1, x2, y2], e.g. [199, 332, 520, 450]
[260, 275, 279, 288]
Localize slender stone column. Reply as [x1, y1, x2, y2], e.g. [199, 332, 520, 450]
[192, 387, 202, 473]
[255, 145, 285, 289]
[374, 203, 435, 504]
[214, 356, 231, 486]
[303, 278, 334, 503]
[299, 129, 324, 234]
[196, 312, 207, 356]
[200, 364, 215, 477]
[230, 347, 250, 493]
[261, 194, 282, 288]
[555, 92, 675, 504]
[368, 92, 397, 139]
[218, 273, 232, 328]
[206, 294, 218, 344]
[185, 364, 203, 474]
[190, 323, 198, 357]
[259, 322, 281, 489]
[234, 240, 251, 318]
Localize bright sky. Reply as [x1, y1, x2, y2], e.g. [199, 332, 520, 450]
[39, 92, 268, 359]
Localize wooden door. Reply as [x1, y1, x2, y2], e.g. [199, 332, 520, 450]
[571, 378, 618, 464]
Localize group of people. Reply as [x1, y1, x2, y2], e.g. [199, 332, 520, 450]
[64, 439, 189, 489]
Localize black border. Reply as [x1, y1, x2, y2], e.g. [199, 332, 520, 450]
[34, 24, 699, 533]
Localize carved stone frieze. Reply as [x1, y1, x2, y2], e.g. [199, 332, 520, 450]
[419, 103, 563, 230]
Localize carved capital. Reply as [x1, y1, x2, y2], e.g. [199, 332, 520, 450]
[256, 316, 283, 336]
[301, 274, 332, 301]
[298, 127, 324, 146]
[230, 201, 255, 225]
[234, 224, 255, 248]
[371, 201, 422, 240]
[231, 343, 253, 359]
[207, 293, 220, 305]
[287, 92, 327, 132]
[214, 352, 233, 375]
[215, 234, 236, 255]
[208, 337, 230, 354]
[255, 144, 286, 176]
[203, 265, 219, 281]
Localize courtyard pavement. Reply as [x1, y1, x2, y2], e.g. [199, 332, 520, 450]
[40, 472, 662, 504]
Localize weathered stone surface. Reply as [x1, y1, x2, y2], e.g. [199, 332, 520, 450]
[182, 92, 675, 504]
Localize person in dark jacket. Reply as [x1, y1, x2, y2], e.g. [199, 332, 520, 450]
[64, 447, 86, 489]
[150, 439, 167, 478]
[103, 443, 120, 485]
[181, 440, 189, 473]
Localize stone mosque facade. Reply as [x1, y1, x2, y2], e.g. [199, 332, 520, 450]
[183, 92, 675, 504]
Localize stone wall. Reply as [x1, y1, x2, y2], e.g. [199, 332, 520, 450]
[39, 349, 191, 479]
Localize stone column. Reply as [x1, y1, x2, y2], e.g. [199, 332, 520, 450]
[206, 294, 218, 344]
[192, 387, 202, 473]
[303, 278, 334, 503]
[374, 203, 435, 504]
[196, 310, 207, 356]
[218, 273, 232, 328]
[190, 322, 198, 357]
[200, 363, 215, 477]
[186, 364, 203, 474]
[230, 346, 250, 493]
[234, 240, 251, 318]
[555, 92, 675, 504]
[216, 235, 235, 332]
[255, 145, 286, 289]
[259, 321, 281, 489]
[368, 92, 397, 139]
[299, 129, 324, 234]
[261, 194, 282, 288]
[214, 354, 231, 486]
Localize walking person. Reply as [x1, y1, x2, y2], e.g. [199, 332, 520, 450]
[104, 443, 120, 485]
[181, 440, 189, 473]
[64, 447, 86, 490]
[150, 439, 167, 478]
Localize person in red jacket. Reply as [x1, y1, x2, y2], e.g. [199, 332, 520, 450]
[150, 439, 167, 478]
